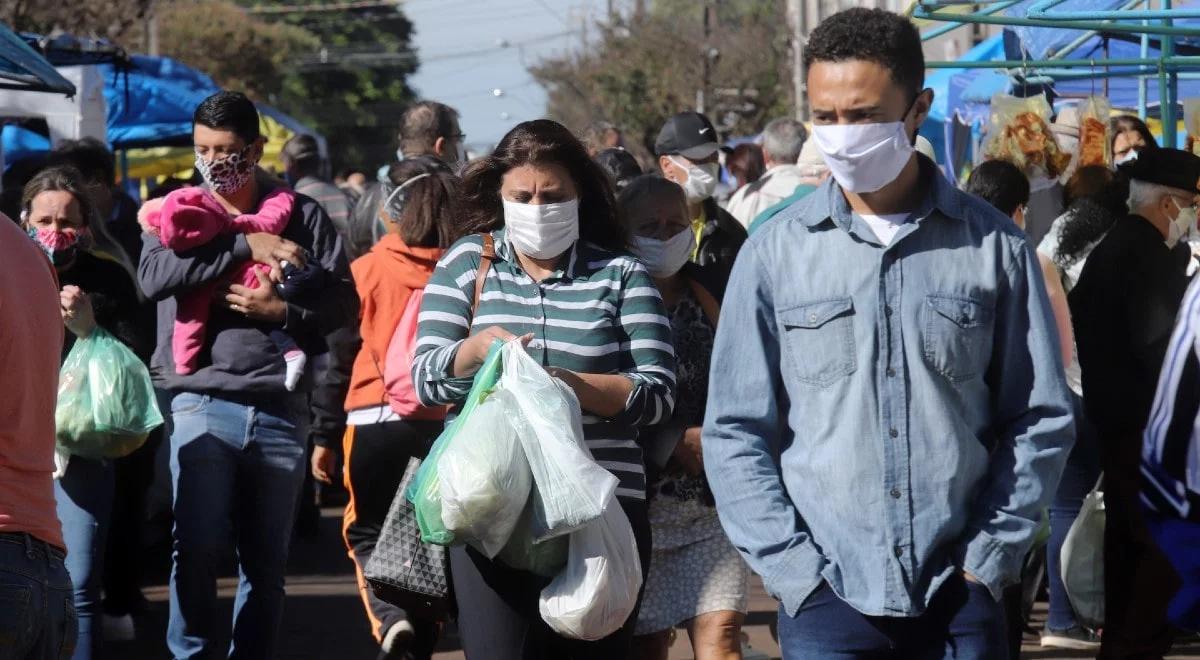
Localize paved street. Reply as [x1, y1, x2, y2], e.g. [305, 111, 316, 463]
[110, 508, 1200, 659]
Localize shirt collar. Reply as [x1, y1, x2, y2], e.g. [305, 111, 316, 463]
[800, 155, 964, 230]
[492, 227, 587, 280]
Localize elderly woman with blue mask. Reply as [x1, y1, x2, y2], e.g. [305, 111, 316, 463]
[619, 175, 751, 660]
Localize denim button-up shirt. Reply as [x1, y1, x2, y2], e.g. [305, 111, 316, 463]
[703, 162, 1074, 617]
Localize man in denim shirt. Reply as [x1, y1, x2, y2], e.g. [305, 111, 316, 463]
[702, 9, 1073, 659]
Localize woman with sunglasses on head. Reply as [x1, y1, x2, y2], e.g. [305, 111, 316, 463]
[412, 119, 676, 659]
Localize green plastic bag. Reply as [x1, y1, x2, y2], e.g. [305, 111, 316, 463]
[408, 340, 505, 545]
[55, 327, 164, 459]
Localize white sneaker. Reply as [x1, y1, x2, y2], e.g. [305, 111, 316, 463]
[380, 620, 415, 655]
[102, 613, 135, 642]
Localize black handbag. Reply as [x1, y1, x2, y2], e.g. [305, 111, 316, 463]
[364, 457, 452, 620]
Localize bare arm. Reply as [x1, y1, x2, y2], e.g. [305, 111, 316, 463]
[1039, 253, 1074, 372]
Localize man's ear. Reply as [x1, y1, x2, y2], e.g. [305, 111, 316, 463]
[250, 136, 267, 163]
[433, 136, 447, 158]
[659, 154, 675, 180]
[911, 88, 934, 127]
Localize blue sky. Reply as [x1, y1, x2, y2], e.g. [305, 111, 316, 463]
[402, 0, 610, 148]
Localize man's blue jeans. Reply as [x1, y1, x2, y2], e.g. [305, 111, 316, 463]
[166, 393, 307, 660]
[778, 577, 1007, 659]
[0, 533, 77, 659]
[54, 457, 114, 660]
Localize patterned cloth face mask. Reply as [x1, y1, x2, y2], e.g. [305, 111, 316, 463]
[195, 145, 256, 196]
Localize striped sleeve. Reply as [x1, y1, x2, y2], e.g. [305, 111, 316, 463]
[412, 237, 482, 406]
[613, 259, 676, 427]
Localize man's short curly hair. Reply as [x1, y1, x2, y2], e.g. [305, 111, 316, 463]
[803, 8, 925, 99]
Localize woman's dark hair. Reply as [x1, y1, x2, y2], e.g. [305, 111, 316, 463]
[803, 7, 925, 98]
[617, 175, 689, 235]
[383, 156, 460, 249]
[21, 165, 96, 227]
[1063, 165, 1118, 207]
[45, 137, 114, 186]
[194, 91, 261, 144]
[965, 159, 1030, 216]
[456, 119, 625, 251]
[1109, 115, 1157, 154]
[1056, 171, 1129, 267]
[594, 148, 642, 189]
[727, 143, 766, 188]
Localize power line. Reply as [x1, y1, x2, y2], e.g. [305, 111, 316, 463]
[247, 1, 399, 14]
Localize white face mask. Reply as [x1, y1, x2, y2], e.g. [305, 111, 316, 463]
[632, 227, 694, 278]
[668, 156, 719, 204]
[1167, 197, 1197, 249]
[811, 121, 915, 194]
[502, 198, 580, 259]
[1114, 149, 1139, 168]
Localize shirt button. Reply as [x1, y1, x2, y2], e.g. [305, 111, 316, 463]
[886, 367, 896, 377]
[890, 489, 901, 499]
[889, 428, 899, 438]
[809, 313, 818, 323]
[884, 306, 893, 317]
[894, 547, 904, 558]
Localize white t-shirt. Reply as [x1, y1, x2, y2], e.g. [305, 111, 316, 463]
[857, 212, 911, 246]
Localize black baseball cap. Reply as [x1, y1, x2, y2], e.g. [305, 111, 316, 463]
[654, 111, 720, 160]
[1120, 147, 1200, 194]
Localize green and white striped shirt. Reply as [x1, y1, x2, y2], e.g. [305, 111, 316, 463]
[412, 229, 677, 499]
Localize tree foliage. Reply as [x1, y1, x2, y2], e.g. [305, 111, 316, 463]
[0, 0, 154, 41]
[532, 0, 790, 157]
[262, 1, 419, 171]
[157, 0, 318, 101]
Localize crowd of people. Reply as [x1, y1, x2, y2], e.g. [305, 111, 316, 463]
[3, 6, 1200, 660]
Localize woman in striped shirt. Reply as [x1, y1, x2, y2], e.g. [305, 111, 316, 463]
[412, 119, 676, 658]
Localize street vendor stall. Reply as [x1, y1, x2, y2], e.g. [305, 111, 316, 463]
[915, 0, 1200, 180]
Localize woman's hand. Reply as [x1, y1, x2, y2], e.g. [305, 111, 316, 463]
[60, 285, 97, 338]
[545, 369, 634, 419]
[224, 269, 287, 323]
[672, 427, 704, 476]
[312, 445, 337, 485]
[452, 327, 532, 377]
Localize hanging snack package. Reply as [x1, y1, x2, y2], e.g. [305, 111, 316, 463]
[1184, 98, 1200, 156]
[1076, 96, 1112, 167]
[984, 94, 1071, 179]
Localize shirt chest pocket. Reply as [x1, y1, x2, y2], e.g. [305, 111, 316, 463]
[778, 298, 857, 387]
[921, 294, 994, 382]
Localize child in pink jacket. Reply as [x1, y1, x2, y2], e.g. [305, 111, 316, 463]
[140, 187, 309, 390]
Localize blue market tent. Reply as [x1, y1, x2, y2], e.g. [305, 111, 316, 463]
[0, 24, 74, 94]
[2, 55, 324, 170]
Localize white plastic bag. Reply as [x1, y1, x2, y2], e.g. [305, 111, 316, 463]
[501, 342, 618, 541]
[1062, 476, 1105, 629]
[438, 388, 533, 558]
[539, 499, 643, 640]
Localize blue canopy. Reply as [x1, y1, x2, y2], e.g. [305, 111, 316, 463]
[0, 23, 74, 94]
[3, 55, 321, 164]
[102, 55, 222, 149]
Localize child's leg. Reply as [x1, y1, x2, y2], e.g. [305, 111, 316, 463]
[269, 330, 307, 391]
[172, 284, 217, 375]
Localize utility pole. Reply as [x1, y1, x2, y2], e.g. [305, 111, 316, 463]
[787, 0, 804, 121]
[697, 0, 712, 115]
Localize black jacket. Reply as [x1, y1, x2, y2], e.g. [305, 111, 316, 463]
[694, 197, 747, 299]
[1071, 214, 1192, 445]
[59, 251, 151, 362]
